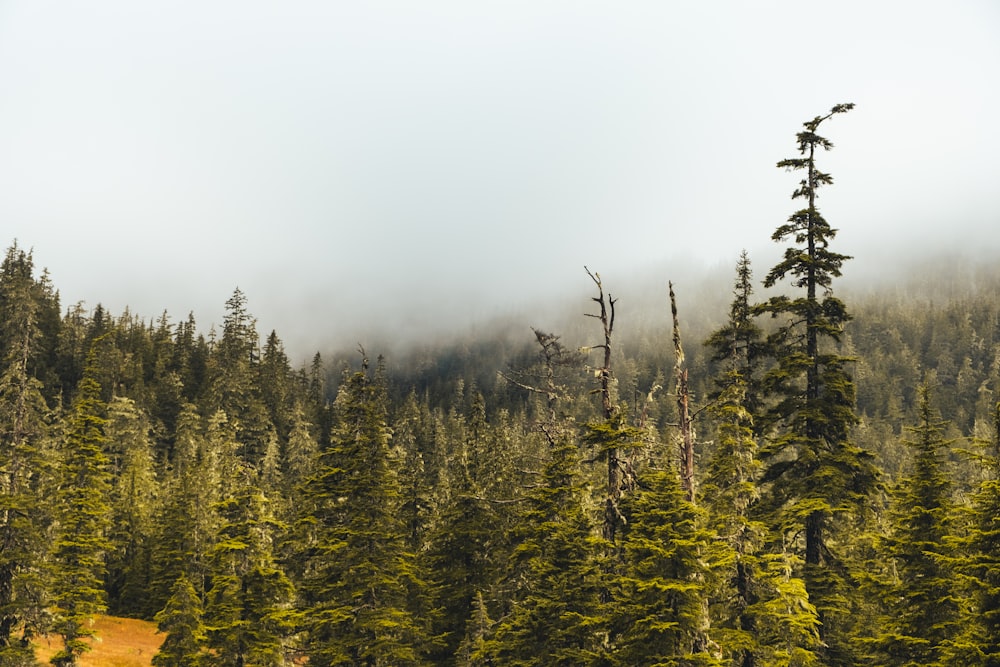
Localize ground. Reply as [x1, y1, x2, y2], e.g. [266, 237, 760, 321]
[34, 615, 163, 667]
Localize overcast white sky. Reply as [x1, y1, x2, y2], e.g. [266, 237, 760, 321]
[1, 1, 998, 356]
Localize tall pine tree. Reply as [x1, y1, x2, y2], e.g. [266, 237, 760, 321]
[49, 339, 114, 667]
[296, 355, 431, 666]
[0, 243, 56, 664]
[757, 104, 878, 664]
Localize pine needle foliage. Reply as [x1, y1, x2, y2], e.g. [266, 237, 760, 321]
[50, 343, 113, 667]
[483, 424, 610, 666]
[756, 104, 879, 664]
[862, 384, 960, 665]
[297, 357, 431, 666]
[0, 243, 55, 664]
[702, 374, 820, 667]
[612, 463, 720, 667]
[152, 573, 207, 667]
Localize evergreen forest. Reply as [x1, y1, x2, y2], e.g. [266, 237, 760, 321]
[4, 105, 1000, 666]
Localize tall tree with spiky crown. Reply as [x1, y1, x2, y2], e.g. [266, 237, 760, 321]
[207, 288, 277, 470]
[0, 243, 57, 664]
[704, 251, 767, 428]
[756, 104, 878, 664]
[49, 338, 114, 667]
[296, 354, 431, 666]
[866, 383, 959, 665]
[703, 256, 820, 667]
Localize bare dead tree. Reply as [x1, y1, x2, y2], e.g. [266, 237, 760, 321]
[498, 328, 580, 427]
[584, 267, 636, 543]
[670, 281, 696, 503]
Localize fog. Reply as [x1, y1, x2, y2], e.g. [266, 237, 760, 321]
[1, 1, 997, 360]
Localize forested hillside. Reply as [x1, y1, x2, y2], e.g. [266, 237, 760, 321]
[4, 107, 1000, 666]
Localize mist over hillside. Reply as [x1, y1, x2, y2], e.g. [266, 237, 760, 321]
[322, 247, 1000, 374]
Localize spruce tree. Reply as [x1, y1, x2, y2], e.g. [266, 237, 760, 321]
[943, 401, 1000, 664]
[482, 423, 610, 666]
[297, 355, 430, 666]
[0, 243, 55, 663]
[206, 289, 276, 469]
[49, 341, 114, 667]
[105, 396, 160, 617]
[703, 258, 819, 666]
[611, 463, 721, 667]
[757, 104, 878, 663]
[704, 251, 766, 425]
[868, 383, 959, 665]
[150, 403, 220, 611]
[480, 329, 609, 665]
[203, 472, 295, 667]
[455, 591, 493, 667]
[152, 573, 207, 667]
[703, 374, 820, 667]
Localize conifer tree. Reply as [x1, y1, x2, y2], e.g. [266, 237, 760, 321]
[703, 375, 820, 667]
[105, 396, 160, 617]
[943, 401, 1000, 664]
[868, 383, 959, 665]
[703, 258, 819, 666]
[612, 462, 721, 667]
[391, 393, 451, 661]
[49, 340, 114, 667]
[207, 289, 276, 469]
[204, 472, 295, 667]
[455, 590, 493, 667]
[0, 243, 55, 663]
[297, 355, 431, 666]
[424, 385, 526, 663]
[152, 573, 207, 667]
[482, 329, 608, 665]
[150, 403, 220, 610]
[704, 251, 766, 424]
[483, 423, 610, 666]
[757, 104, 878, 663]
[259, 330, 293, 440]
[426, 450, 495, 664]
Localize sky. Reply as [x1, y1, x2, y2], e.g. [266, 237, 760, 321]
[0, 1, 998, 358]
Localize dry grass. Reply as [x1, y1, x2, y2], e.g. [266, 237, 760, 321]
[33, 615, 163, 667]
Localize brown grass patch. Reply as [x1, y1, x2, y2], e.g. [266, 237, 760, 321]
[34, 615, 163, 667]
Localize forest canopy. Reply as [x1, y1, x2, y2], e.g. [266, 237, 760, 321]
[3, 106, 1000, 666]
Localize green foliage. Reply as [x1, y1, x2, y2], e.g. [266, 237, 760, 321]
[50, 344, 113, 666]
[483, 424, 610, 666]
[149, 403, 220, 613]
[704, 251, 767, 425]
[0, 243, 56, 662]
[152, 573, 207, 667]
[204, 476, 295, 667]
[611, 464, 720, 667]
[755, 104, 879, 664]
[105, 396, 160, 617]
[865, 384, 960, 665]
[702, 375, 820, 667]
[0, 143, 997, 664]
[297, 360, 431, 665]
[942, 403, 1000, 665]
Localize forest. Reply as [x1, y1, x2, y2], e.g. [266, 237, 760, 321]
[3, 105, 1000, 666]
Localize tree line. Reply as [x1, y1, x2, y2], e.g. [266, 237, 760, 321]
[2, 104, 999, 665]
